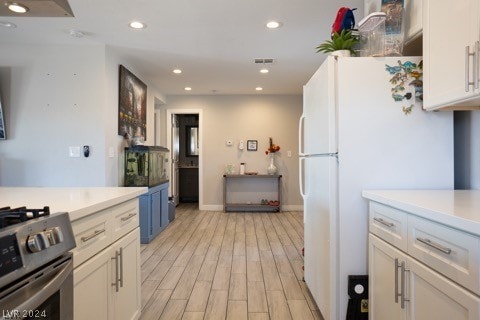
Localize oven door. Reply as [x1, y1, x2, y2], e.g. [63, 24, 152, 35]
[0, 253, 73, 320]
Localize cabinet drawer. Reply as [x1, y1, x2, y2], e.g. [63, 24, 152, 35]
[369, 202, 408, 251]
[408, 215, 480, 295]
[71, 209, 112, 268]
[111, 199, 139, 242]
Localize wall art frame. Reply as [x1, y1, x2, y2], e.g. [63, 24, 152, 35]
[118, 65, 147, 140]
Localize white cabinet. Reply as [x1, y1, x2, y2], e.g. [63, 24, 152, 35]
[423, 0, 480, 110]
[369, 233, 480, 320]
[72, 199, 141, 320]
[368, 201, 480, 320]
[369, 234, 406, 320]
[112, 229, 141, 320]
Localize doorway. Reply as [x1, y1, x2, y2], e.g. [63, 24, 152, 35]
[166, 109, 203, 209]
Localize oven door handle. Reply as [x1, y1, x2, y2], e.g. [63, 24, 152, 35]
[8, 259, 72, 317]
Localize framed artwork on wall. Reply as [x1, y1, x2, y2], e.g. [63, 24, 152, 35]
[0, 94, 5, 140]
[247, 140, 257, 151]
[118, 65, 147, 140]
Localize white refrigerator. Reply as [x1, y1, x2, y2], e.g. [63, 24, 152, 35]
[299, 56, 453, 320]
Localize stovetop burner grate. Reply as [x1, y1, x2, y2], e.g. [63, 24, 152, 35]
[0, 206, 50, 229]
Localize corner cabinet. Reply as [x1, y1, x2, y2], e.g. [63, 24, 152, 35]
[423, 0, 480, 110]
[139, 182, 169, 243]
[367, 202, 480, 320]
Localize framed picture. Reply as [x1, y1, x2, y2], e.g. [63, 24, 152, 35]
[0, 94, 5, 140]
[118, 65, 147, 139]
[247, 140, 257, 151]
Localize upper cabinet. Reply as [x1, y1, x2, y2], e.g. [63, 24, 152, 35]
[423, 0, 480, 110]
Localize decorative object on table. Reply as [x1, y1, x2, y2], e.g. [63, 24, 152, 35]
[247, 140, 258, 151]
[225, 164, 235, 175]
[118, 65, 147, 140]
[240, 162, 246, 175]
[385, 59, 423, 114]
[265, 137, 280, 175]
[316, 29, 359, 56]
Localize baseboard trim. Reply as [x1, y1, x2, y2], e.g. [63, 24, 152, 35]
[199, 204, 303, 212]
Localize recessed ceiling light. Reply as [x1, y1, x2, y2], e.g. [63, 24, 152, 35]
[260, 68, 269, 74]
[266, 21, 281, 29]
[173, 69, 182, 74]
[255, 87, 263, 91]
[7, 2, 29, 13]
[129, 21, 146, 29]
[0, 21, 16, 28]
[184, 87, 192, 91]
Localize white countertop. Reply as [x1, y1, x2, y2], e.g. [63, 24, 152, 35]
[362, 190, 480, 236]
[0, 187, 147, 221]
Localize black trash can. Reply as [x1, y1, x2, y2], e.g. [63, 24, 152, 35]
[168, 197, 176, 222]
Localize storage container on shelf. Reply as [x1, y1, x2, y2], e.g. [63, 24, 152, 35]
[357, 12, 387, 57]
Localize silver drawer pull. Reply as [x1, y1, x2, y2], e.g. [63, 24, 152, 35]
[416, 237, 452, 255]
[374, 217, 395, 228]
[80, 229, 105, 242]
[120, 213, 136, 222]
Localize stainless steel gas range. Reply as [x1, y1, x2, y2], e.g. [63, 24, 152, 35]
[0, 206, 76, 320]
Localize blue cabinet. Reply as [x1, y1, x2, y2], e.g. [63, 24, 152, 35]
[139, 182, 169, 243]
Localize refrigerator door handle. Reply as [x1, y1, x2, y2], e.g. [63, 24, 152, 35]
[298, 114, 305, 157]
[299, 157, 306, 198]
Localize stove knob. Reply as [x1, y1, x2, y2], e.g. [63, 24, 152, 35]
[46, 227, 64, 245]
[27, 232, 50, 253]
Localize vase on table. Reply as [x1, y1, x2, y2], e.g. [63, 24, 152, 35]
[267, 153, 278, 175]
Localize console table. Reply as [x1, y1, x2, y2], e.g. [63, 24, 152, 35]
[223, 174, 282, 212]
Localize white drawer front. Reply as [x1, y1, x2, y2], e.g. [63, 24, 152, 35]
[408, 215, 480, 295]
[369, 202, 408, 251]
[111, 199, 139, 242]
[71, 209, 112, 268]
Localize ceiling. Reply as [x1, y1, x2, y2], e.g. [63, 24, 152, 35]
[0, 0, 364, 95]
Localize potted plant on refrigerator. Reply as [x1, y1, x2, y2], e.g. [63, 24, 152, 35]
[316, 29, 359, 57]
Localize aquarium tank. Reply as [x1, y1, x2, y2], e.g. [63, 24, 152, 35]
[124, 146, 169, 187]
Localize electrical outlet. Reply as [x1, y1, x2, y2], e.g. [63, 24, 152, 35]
[287, 150, 292, 157]
[109, 147, 115, 158]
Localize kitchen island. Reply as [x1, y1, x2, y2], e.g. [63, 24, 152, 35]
[0, 187, 147, 320]
[363, 190, 480, 319]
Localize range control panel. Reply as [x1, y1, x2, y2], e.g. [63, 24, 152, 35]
[0, 234, 23, 278]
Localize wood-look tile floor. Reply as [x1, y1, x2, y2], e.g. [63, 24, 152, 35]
[140, 204, 323, 320]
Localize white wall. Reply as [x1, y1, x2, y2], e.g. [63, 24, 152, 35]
[158, 95, 303, 209]
[0, 43, 165, 187]
[0, 44, 107, 186]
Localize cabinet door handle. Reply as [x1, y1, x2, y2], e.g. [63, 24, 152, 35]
[119, 247, 124, 288]
[466, 45, 476, 92]
[416, 237, 452, 255]
[400, 261, 409, 309]
[374, 217, 395, 228]
[475, 41, 479, 90]
[111, 250, 120, 292]
[80, 229, 105, 243]
[394, 258, 401, 304]
[121, 213, 136, 222]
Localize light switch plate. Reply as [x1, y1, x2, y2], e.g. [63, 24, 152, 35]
[69, 146, 80, 158]
[108, 147, 115, 158]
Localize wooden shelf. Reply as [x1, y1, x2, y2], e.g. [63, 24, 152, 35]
[223, 174, 282, 212]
